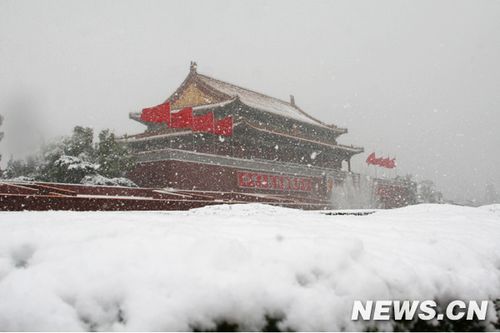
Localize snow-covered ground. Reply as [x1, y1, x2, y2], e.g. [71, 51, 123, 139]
[0, 204, 499, 331]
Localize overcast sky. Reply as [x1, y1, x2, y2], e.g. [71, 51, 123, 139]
[1, 0, 499, 202]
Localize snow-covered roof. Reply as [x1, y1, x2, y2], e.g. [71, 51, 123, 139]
[196, 73, 328, 127]
[133, 64, 347, 136]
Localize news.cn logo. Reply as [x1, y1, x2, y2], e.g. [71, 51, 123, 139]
[352, 300, 489, 321]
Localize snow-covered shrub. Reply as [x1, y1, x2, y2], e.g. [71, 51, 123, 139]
[4, 176, 35, 182]
[112, 177, 138, 187]
[45, 155, 100, 184]
[81, 174, 137, 187]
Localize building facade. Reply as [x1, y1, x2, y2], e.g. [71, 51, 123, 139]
[125, 63, 364, 203]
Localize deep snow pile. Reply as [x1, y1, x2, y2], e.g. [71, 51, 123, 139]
[0, 204, 499, 331]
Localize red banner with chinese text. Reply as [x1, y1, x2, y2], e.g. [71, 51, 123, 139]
[237, 171, 313, 192]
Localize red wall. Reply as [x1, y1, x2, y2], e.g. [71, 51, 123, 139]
[127, 160, 329, 200]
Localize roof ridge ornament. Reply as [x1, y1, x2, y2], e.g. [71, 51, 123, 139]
[290, 95, 296, 107]
[190, 61, 197, 74]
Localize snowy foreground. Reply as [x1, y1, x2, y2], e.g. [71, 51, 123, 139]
[0, 204, 499, 331]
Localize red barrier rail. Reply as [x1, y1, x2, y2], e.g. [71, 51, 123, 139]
[0, 181, 332, 211]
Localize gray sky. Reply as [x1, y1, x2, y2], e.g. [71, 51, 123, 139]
[1, 0, 499, 202]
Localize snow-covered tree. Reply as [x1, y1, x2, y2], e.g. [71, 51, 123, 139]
[45, 155, 99, 184]
[3, 126, 136, 186]
[63, 126, 94, 159]
[94, 129, 135, 178]
[3, 156, 39, 180]
[394, 174, 418, 205]
[417, 179, 443, 203]
[36, 126, 98, 182]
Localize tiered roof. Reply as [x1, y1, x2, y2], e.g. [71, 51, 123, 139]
[128, 63, 363, 157]
[127, 63, 363, 163]
[130, 62, 346, 132]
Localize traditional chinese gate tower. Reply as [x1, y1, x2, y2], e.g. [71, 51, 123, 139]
[126, 62, 363, 202]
